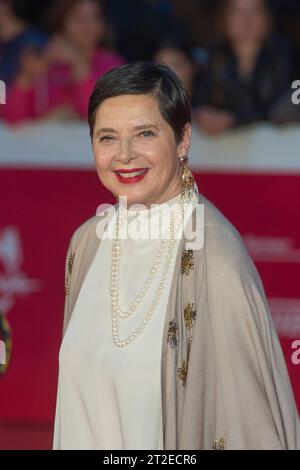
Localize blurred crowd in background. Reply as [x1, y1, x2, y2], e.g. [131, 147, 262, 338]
[0, 0, 300, 136]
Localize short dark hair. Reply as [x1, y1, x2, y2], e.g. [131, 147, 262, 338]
[88, 61, 191, 144]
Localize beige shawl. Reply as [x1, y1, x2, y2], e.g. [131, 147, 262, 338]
[60, 192, 300, 450]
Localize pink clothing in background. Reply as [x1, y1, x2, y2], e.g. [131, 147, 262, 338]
[0, 48, 125, 124]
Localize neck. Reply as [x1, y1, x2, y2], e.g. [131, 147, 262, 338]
[232, 40, 261, 59]
[148, 187, 182, 208]
[232, 41, 261, 77]
[132, 180, 183, 211]
[69, 41, 95, 58]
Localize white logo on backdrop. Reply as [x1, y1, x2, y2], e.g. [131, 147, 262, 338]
[269, 298, 300, 338]
[243, 234, 300, 263]
[0, 227, 42, 314]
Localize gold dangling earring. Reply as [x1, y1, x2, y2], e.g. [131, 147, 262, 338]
[179, 155, 196, 204]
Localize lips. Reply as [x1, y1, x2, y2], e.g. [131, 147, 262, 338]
[114, 168, 149, 184]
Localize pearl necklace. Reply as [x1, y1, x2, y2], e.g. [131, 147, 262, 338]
[110, 192, 192, 348]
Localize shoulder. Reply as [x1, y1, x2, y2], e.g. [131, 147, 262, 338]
[199, 191, 242, 243]
[20, 27, 49, 48]
[196, 194, 268, 320]
[68, 214, 99, 251]
[265, 33, 294, 53]
[197, 192, 257, 279]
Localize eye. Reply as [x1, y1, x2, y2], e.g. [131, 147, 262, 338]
[140, 130, 155, 137]
[99, 135, 114, 142]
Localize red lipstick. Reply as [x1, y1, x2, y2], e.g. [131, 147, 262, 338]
[114, 168, 149, 184]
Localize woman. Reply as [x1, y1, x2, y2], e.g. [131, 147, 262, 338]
[45, 0, 125, 119]
[153, 36, 196, 98]
[0, 0, 48, 86]
[1, 0, 124, 124]
[192, 0, 298, 136]
[53, 62, 300, 450]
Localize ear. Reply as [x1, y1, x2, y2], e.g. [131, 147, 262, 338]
[177, 123, 192, 157]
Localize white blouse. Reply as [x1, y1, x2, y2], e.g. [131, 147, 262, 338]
[53, 185, 198, 450]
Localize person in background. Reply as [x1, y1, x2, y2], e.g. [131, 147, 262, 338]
[46, 0, 125, 118]
[0, 0, 48, 86]
[0, 0, 125, 125]
[104, 0, 185, 62]
[192, 0, 298, 136]
[153, 37, 196, 98]
[171, 0, 217, 48]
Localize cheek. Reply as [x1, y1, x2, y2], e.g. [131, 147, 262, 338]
[252, 17, 268, 35]
[65, 19, 80, 38]
[149, 148, 177, 177]
[94, 20, 104, 37]
[226, 12, 246, 32]
[93, 147, 113, 172]
[144, 138, 176, 164]
[83, 22, 100, 39]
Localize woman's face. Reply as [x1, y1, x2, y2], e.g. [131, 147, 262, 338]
[63, 0, 104, 50]
[92, 93, 192, 208]
[225, 0, 271, 44]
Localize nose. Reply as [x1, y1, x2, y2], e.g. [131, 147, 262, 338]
[115, 137, 135, 163]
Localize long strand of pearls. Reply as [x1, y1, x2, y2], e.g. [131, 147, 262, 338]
[110, 213, 169, 320]
[110, 195, 187, 348]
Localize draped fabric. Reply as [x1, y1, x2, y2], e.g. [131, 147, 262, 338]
[53, 187, 300, 449]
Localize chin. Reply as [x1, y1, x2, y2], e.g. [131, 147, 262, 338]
[120, 194, 143, 206]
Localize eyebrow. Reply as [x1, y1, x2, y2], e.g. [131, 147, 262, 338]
[95, 124, 159, 136]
